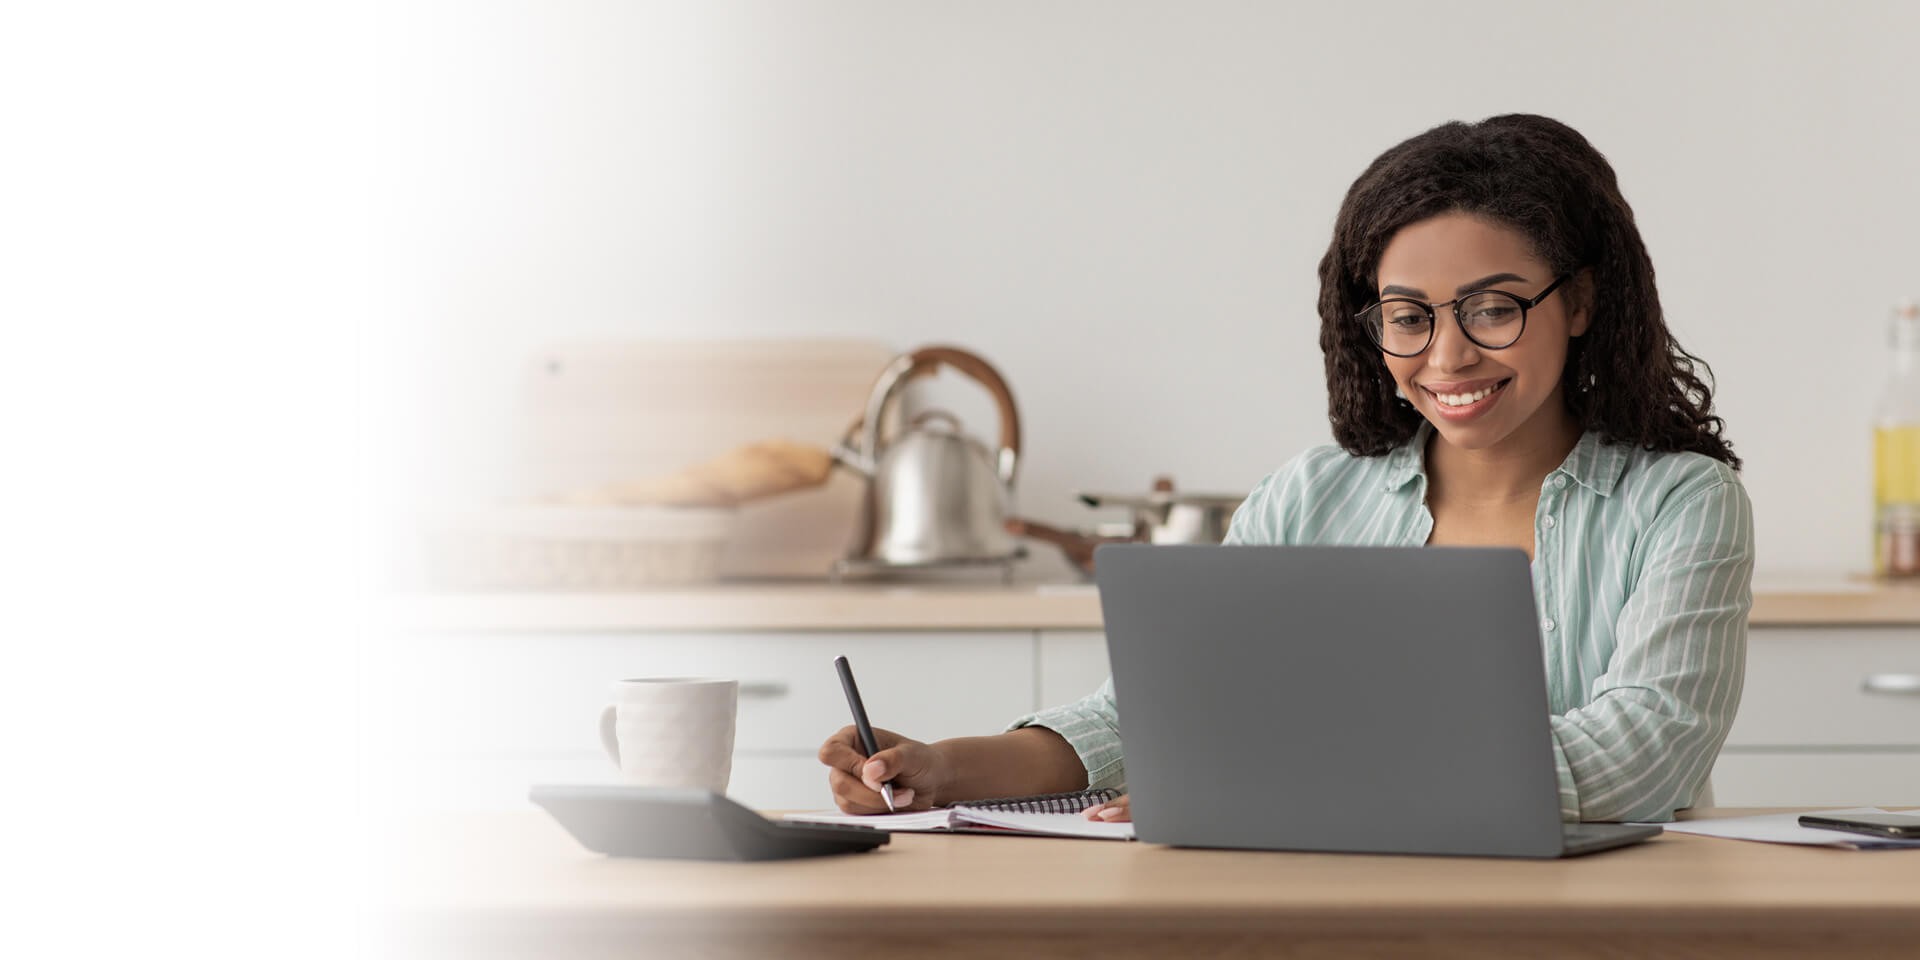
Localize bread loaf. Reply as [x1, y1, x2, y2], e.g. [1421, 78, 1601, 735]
[559, 439, 836, 507]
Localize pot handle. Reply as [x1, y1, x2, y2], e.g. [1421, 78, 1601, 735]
[859, 345, 1022, 485]
[1006, 516, 1130, 576]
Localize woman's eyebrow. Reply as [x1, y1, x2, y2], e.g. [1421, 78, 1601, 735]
[1379, 272, 1531, 298]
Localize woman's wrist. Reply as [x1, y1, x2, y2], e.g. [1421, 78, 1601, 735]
[921, 739, 958, 808]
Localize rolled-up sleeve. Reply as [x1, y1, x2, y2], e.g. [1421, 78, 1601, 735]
[1549, 478, 1754, 822]
[1005, 675, 1127, 792]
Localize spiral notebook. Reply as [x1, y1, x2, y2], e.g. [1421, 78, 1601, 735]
[783, 788, 1136, 840]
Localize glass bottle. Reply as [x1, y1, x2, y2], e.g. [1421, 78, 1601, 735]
[1873, 300, 1920, 577]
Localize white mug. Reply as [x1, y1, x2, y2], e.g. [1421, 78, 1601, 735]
[598, 677, 738, 792]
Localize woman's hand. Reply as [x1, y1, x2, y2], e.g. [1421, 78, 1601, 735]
[818, 725, 952, 814]
[1083, 794, 1132, 822]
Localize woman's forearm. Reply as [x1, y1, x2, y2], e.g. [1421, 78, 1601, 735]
[931, 727, 1087, 803]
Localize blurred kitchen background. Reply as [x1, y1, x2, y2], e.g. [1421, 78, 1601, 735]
[375, 0, 1919, 580]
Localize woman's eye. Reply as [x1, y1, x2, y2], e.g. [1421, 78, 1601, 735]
[1387, 312, 1429, 328]
[1468, 305, 1519, 323]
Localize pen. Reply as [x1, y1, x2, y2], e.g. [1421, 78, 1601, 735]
[833, 655, 895, 812]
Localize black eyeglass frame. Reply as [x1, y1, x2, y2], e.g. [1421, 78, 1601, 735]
[1355, 273, 1572, 358]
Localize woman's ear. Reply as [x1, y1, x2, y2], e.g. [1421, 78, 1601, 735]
[1567, 268, 1595, 338]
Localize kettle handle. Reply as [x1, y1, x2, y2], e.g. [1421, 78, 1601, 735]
[855, 345, 1022, 485]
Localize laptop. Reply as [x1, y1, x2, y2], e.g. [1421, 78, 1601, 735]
[1091, 543, 1663, 858]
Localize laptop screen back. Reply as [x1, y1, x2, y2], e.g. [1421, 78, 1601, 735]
[1093, 543, 1568, 857]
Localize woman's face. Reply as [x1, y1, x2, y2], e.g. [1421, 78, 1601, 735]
[1373, 211, 1587, 455]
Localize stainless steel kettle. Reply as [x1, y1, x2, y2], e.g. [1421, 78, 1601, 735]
[830, 345, 1022, 565]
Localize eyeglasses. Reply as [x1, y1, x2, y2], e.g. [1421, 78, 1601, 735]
[1356, 274, 1571, 358]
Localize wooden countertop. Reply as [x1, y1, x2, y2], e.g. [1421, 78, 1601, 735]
[394, 571, 1920, 632]
[371, 807, 1920, 960]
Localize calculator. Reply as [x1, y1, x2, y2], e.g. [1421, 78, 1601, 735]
[530, 784, 890, 861]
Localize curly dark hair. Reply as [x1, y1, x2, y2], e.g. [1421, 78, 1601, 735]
[1315, 114, 1740, 469]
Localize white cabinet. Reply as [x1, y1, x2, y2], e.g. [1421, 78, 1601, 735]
[366, 629, 1037, 812]
[1038, 630, 1112, 708]
[1710, 627, 1920, 805]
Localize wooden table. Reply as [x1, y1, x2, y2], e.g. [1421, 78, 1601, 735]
[371, 808, 1920, 959]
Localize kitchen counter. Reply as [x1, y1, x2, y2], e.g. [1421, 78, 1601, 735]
[394, 571, 1920, 632]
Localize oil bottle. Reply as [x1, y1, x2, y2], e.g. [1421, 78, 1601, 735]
[1873, 300, 1920, 577]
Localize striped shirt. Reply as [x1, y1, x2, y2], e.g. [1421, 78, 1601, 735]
[1008, 421, 1754, 823]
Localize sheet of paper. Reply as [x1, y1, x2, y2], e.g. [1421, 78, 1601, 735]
[954, 808, 1136, 840]
[1644, 807, 1920, 849]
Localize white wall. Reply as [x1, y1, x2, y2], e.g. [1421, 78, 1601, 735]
[15, 4, 374, 956]
[380, 0, 1920, 574]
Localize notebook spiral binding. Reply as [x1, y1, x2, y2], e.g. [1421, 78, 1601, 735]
[953, 788, 1120, 815]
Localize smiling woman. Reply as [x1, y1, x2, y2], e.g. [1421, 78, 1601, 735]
[816, 114, 1755, 828]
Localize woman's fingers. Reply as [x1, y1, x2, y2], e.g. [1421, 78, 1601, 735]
[1083, 794, 1132, 822]
[819, 725, 945, 813]
[828, 767, 897, 813]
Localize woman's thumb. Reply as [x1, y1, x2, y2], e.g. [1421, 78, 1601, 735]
[862, 745, 917, 789]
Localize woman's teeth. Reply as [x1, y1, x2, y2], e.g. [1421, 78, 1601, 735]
[1433, 382, 1504, 407]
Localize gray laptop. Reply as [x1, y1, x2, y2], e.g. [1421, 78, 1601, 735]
[1092, 543, 1662, 858]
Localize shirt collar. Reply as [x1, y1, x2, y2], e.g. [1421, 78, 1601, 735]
[1380, 421, 1431, 492]
[1554, 427, 1630, 497]
[1380, 421, 1628, 497]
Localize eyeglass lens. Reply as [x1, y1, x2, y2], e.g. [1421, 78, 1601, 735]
[1365, 291, 1526, 356]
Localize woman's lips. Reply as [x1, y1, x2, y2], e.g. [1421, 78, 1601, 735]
[1422, 378, 1511, 422]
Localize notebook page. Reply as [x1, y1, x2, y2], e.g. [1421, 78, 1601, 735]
[953, 808, 1136, 840]
[782, 809, 957, 831]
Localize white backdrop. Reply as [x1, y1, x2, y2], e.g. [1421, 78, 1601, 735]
[380, 0, 1920, 575]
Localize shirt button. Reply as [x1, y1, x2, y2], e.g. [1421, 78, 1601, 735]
[1552, 476, 1568, 489]
[1542, 617, 1557, 632]
[1542, 516, 1557, 530]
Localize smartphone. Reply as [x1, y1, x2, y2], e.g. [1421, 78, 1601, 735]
[1796, 812, 1920, 839]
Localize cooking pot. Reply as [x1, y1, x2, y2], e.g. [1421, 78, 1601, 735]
[1007, 475, 1246, 576]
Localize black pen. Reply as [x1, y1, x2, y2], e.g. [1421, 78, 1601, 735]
[833, 655, 895, 812]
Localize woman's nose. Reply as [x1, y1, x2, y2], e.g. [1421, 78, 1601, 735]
[1426, 306, 1481, 370]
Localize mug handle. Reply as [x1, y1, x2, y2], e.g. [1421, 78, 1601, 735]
[599, 705, 620, 768]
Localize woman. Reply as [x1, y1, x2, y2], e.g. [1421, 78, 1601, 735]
[815, 114, 1753, 824]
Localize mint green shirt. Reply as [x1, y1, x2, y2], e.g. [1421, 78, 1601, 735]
[1009, 423, 1754, 823]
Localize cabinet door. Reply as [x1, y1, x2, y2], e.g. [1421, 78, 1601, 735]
[1708, 751, 1920, 807]
[1726, 627, 1920, 747]
[1038, 630, 1111, 709]
[365, 629, 1036, 811]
